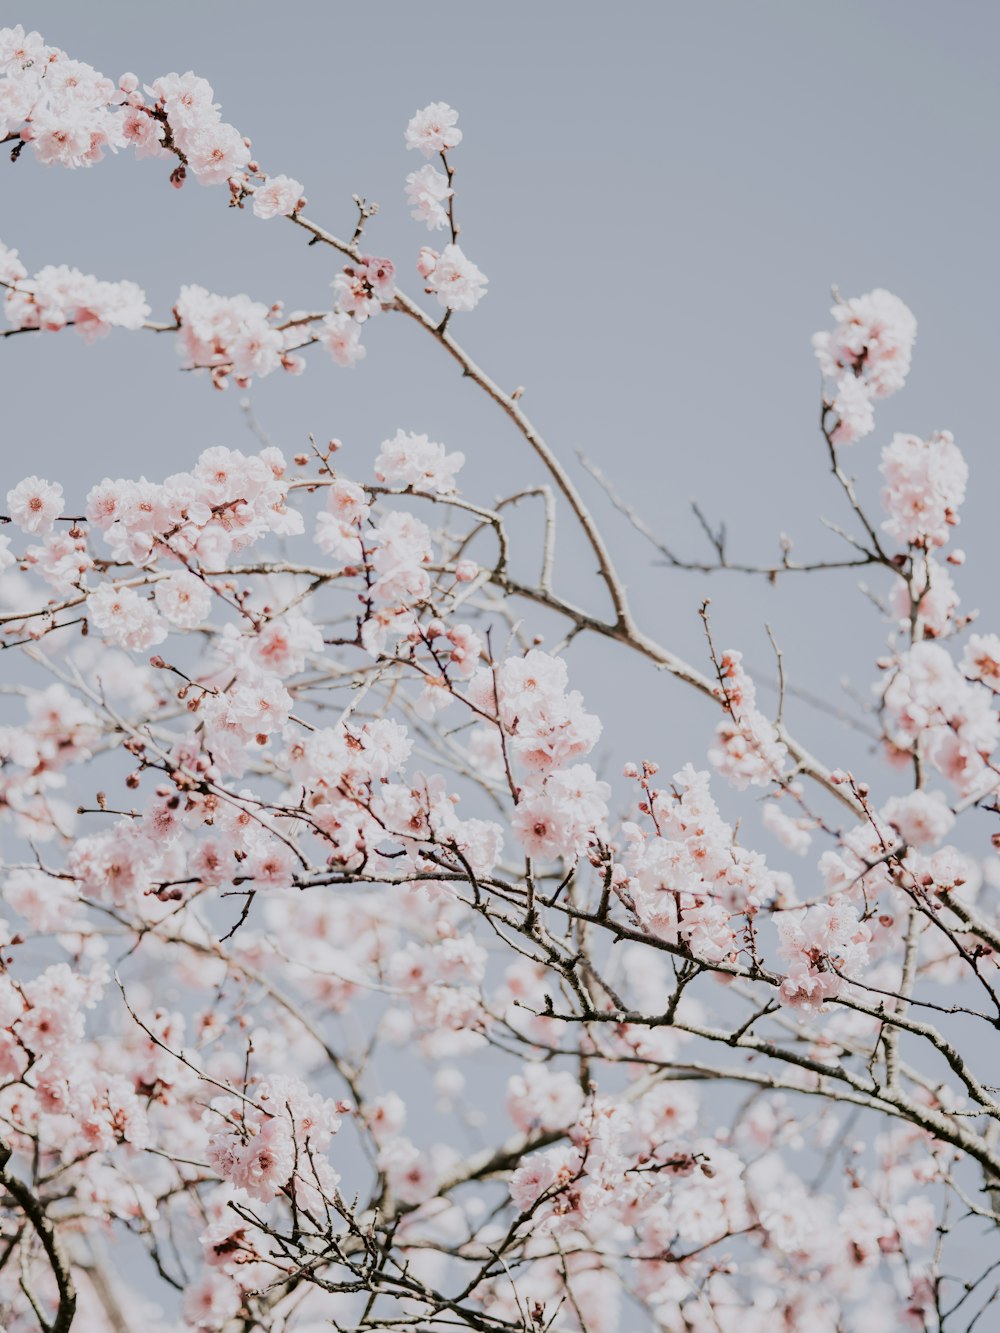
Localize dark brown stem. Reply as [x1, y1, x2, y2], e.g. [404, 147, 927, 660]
[0, 1140, 76, 1333]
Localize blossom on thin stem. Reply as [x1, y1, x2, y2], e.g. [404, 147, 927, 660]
[6, 475, 64, 534]
[813, 286, 917, 444]
[405, 101, 462, 158]
[251, 173, 304, 220]
[419, 242, 488, 312]
[405, 163, 452, 230]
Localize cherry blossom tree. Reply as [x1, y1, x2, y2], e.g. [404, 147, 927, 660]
[1, 21, 999, 1333]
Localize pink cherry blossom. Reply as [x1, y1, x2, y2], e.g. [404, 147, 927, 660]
[405, 163, 452, 229]
[880, 430, 968, 550]
[813, 287, 917, 401]
[405, 101, 462, 158]
[374, 428, 465, 494]
[153, 569, 212, 627]
[87, 581, 168, 651]
[183, 120, 250, 185]
[829, 373, 876, 445]
[251, 173, 304, 219]
[319, 309, 366, 367]
[962, 633, 1000, 690]
[6, 475, 64, 534]
[881, 789, 955, 848]
[708, 650, 788, 789]
[419, 242, 488, 312]
[506, 1063, 584, 1132]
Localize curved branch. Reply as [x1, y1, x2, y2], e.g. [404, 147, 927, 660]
[0, 1141, 76, 1333]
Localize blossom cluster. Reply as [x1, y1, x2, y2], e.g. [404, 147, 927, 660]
[417, 242, 489, 312]
[708, 649, 788, 789]
[3, 31, 489, 378]
[813, 287, 917, 443]
[206, 1077, 343, 1202]
[313, 255, 397, 371]
[173, 284, 308, 388]
[405, 162, 453, 230]
[881, 641, 999, 795]
[0, 239, 149, 341]
[374, 428, 465, 494]
[777, 899, 872, 1011]
[0, 25, 123, 166]
[880, 429, 968, 550]
[618, 763, 777, 967]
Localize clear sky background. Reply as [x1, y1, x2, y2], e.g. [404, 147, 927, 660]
[2, 0, 999, 815]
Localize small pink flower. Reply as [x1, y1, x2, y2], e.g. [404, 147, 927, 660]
[404, 102, 462, 158]
[251, 173, 304, 220]
[6, 475, 64, 534]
